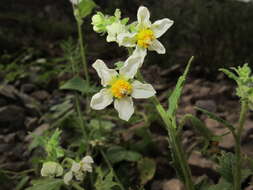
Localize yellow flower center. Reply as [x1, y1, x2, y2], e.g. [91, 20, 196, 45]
[110, 78, 132, 99]
[136, 29, 155, 48]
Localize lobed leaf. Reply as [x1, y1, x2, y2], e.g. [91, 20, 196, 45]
[196, 107, 235, 133]
[25, 179, 63, 190]
[78, 0, 96, 19]
[60, 76, 98, 94]
[106, 146, 142, 164]
[137, 157, 156, 186]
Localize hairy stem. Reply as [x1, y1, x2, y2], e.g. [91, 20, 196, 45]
[136, 72, 194, 190]
[77, 21, 90, 84]
[234, 101, 248, 190]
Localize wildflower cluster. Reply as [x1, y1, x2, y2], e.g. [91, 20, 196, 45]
[63, 156, 94, 185]
[90, 6, 174, 121]
[39, 129, 94, 186]
[220, 64, 253, 108]
[92, 7, 174, 58]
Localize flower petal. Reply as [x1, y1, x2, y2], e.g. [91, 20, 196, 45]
[114, 97, 134, 121]
[90, 89, 113, 110]
[132, 47, 147, 67]
[82, 164, 93, 173]
[92, 59, 118, 86]
[64, 171, 73, 185]
[117, 32, 137, 47]
[119, 55, 143, 79]
[132, 80, 156, 99]
[71, 162, 81, 173]
[81, 156, 94, 164]
[137, 6, 151, 27]
[148, 39, 166, 54]
[151, 18, 174, 38]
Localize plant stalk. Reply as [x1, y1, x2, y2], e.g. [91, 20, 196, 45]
[234, 100, 248, 190]
[136, 72, 194, 190]
[151, 96, 194, 190]
[77, 20, 90, 84]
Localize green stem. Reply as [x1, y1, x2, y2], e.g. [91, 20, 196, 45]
[75, 94, 89, 143]
[75, 9, 90, 113]
[100, 149, 125, 190]
[151, 96, 194, 190]
[72, 182, 85, 190]
[136, 72, 194, 189]
[234, 101, 248, 190]
[77, 20, 90, 84]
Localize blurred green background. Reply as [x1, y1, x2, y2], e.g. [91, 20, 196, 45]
[1, 0, 253, 74]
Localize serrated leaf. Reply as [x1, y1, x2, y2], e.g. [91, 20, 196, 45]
[25, 179, 63, 190]
[217, 152, 235, 184]
[137, 157, 156, 185]
[219, 68, 238, 82]
[78, 0, 96, 18]
[106, 146, 142, 164]
[95, 168, 119, 190]
[180, 114, 214, 140]
[207, 179, 233, 190]
[196, 107, 235, 133]
[60, 76, 97, 94]
[167, 56, 193, 117]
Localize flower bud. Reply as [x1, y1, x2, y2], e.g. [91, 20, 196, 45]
[41, 161, 63, 177]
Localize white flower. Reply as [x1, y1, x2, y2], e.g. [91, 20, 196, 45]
[41, 161, 63, 177]
[118, 6, 174, 60]
[63, 171, 73, 185]
[63, 156, 94, 185]
[106, 22, 127, 42]
[81, 155, 94, 172]
[90, 55, 156, 121]
[69, 0, 82, 5]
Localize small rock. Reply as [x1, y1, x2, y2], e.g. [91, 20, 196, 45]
[0, 105, 25, 130]
[188, 151, 217, 171]
[162, 179, 185, 190]
[0, 85, 17, 100]
[219, 133, 234, 150]
[20, 83, 36, 93]
[151, 180, 163, 190]
[198, 87, 211, 98]
[245, 186, 253, 190]
[31, 90, 50, 101]
[0, 144, 12, 153]
[0, 98, 7, 106]
[4, 133, 16, 143]
[25, 123, 50, 142]
[24, 117, 38, 129]
[195, 100, 217, 113]
[205, 118, 220, 128]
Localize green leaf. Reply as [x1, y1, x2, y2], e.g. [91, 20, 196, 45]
[78, 0, 96, 19]
[137, 157, 156, 185]
[95, 168, 119, 190]
[180, 114, 214, 141]
[219, 68, 238, 82]
[167, 56, 193, 117]
[106, 146, 142, 164]
[15, 176, 30, 190]
[207, 179, 233, 190]
[25, 179, 63, 190]
[217, 152, 235, 184]
[242, 169, 252, 183]
[60, 76, 97, 94]
[195, 107, 235, 133]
